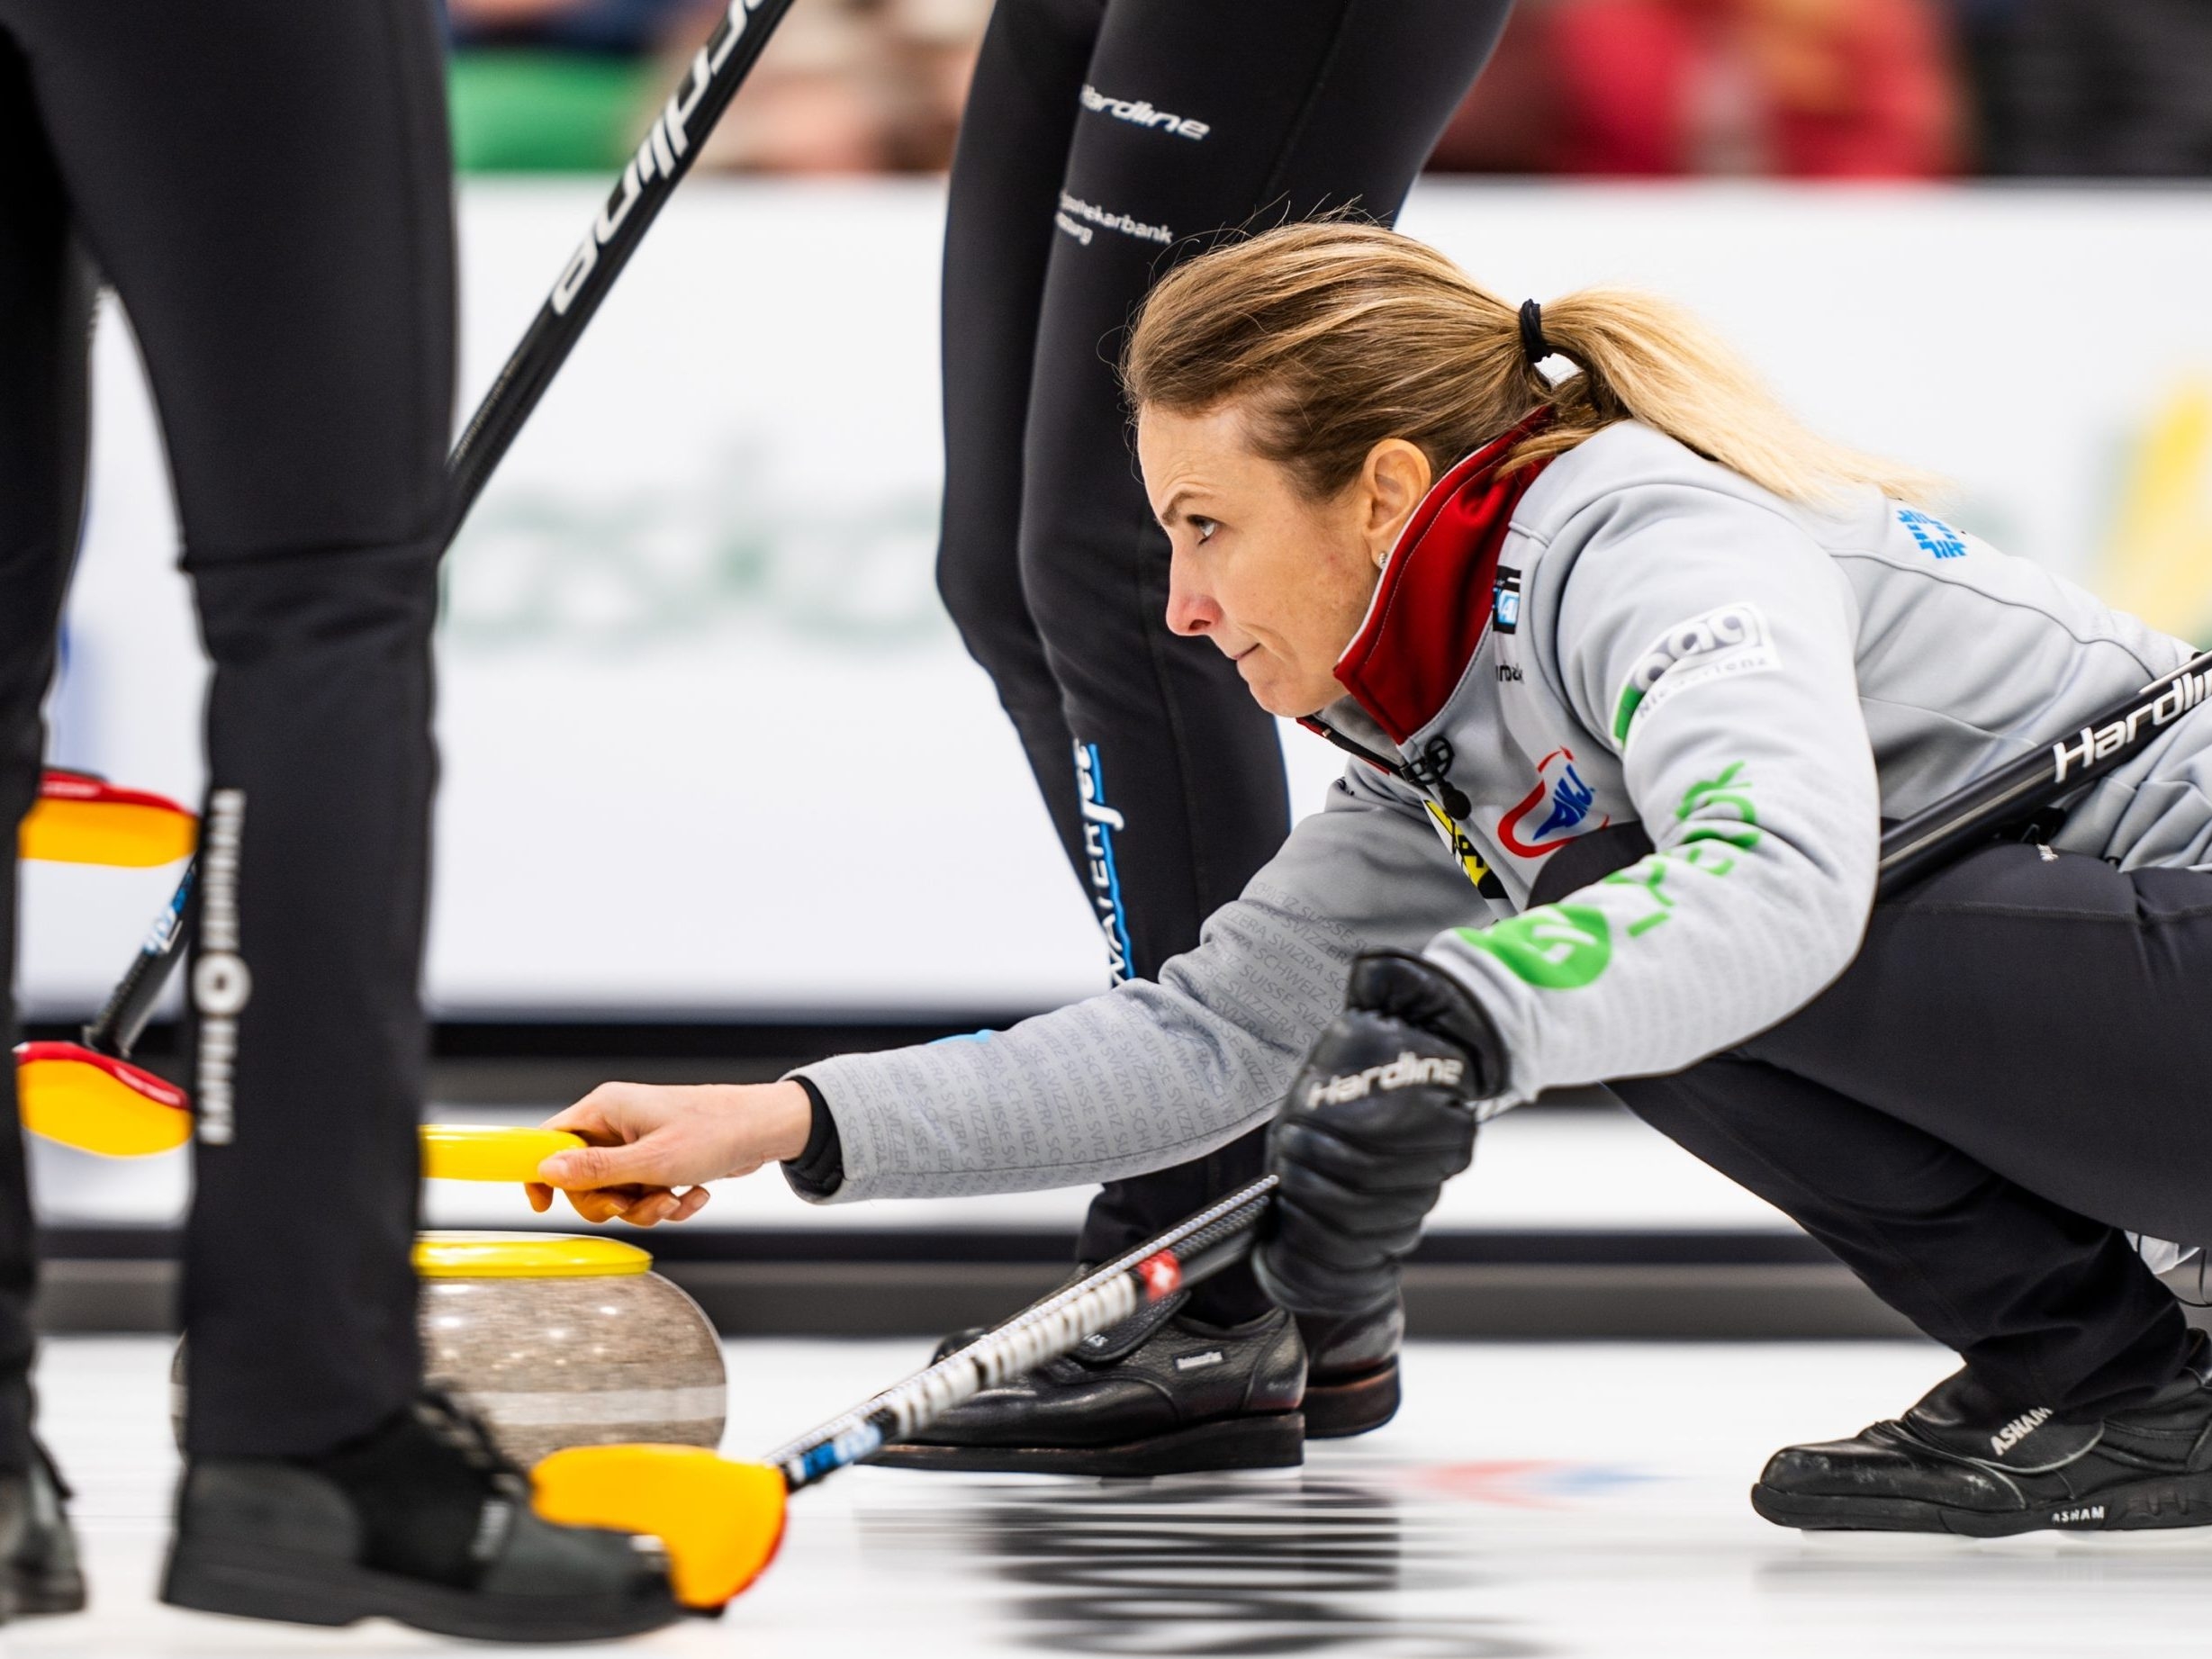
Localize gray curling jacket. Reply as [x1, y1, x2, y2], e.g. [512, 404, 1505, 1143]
[796, 419, 2212, 1203]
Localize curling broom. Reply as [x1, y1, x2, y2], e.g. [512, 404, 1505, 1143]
[530, 1173, 1280, 1608]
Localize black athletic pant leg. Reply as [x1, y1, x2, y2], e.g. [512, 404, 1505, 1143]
[0, 0, 456, 1457]
[935, 0, 1102, 884]
[1614, 843, 2209, 1420]
[0, 33, 97, 1474]
[939, 0, 1510, 1321]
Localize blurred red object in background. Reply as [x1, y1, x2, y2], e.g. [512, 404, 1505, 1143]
[1437, 0, 1960, 178]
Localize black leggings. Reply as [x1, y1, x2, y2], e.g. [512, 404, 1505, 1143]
[939, 0, 1511, 1318]
[1613, 843, 2212, 1420]
[0, 0, 453, 1460]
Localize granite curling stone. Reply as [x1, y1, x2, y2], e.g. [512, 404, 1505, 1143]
[174, 1231, 726, 1467]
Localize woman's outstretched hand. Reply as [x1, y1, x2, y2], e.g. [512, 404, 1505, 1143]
[525, 1079, 814, 1228]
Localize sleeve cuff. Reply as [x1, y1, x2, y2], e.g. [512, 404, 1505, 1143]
[780, 1075, 844, 1201]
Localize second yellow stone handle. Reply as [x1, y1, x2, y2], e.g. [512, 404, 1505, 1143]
[14, 1043, 588, 1180]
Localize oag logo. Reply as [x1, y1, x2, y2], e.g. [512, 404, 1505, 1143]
[1498, 745, 1605, 860]
[1611, 600, 1778, 748]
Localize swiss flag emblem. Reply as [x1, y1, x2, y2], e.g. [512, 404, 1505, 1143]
[1135, 1252, 1182, 1301]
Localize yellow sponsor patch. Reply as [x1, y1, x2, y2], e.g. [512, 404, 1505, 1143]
[1423, 800, 1490, 889]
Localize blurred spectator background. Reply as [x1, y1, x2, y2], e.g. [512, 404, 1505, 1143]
[446, 0, 987, 173]
[444, 0, 2212, 179]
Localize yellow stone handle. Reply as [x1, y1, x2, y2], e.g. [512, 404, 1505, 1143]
[15, 1042, 192, 1158]
[418, 1124, 587, 1183]
[14, 1052, 584, 1181]
[21, 772, 196, 867]
[532, 1445, 786, 1608]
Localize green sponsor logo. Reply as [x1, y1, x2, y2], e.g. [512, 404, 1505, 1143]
[1677, 761, 1760, 851]
[1611, 688, 1643, 744]
[1455, 903, 1612, 989]
[1603, 856, 1676, 937]
[1460, 764, 1757, 977]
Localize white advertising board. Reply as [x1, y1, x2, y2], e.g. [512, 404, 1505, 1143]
[26, 180, 2212, 1017]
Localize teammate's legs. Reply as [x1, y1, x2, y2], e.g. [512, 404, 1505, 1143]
[1027, 0, 1512, 1315]
[934, 0, 1106, 880]
[4, 0, 456, 1456]
[0, 30, 96, 1475]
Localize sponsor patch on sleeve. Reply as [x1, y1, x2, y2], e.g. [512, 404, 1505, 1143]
[1493, 571, 1521, 635]
[1610, 601, 1780, 749]
[1454, 904, 1612, 989]
[1897, 507, 1969, 560]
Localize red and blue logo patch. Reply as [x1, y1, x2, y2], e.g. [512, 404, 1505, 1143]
[1497, 746, 1605, 860]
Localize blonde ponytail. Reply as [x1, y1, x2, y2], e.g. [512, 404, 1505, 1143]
[1123, 221, 1942, 509]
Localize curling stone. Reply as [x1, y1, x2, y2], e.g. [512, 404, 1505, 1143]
[174, 1231, 726, 1468]
[414, 1231, 727, 1465]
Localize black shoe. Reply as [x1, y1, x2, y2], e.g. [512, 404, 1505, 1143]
[161, 1391, 682, 1642]
[0, 1441, 87, 1618]
[1298, 1298, 1404, 1439]
[1753, 1336, 2212, 1536]
[871, 1292, 1306, 1475]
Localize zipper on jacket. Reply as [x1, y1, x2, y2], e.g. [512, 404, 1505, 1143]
[1298, 716, 1474, 821]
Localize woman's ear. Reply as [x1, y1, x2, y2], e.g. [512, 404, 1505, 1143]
[1361, 438, 1432, 567]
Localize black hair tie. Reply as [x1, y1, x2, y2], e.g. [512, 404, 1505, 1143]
[1518, 298, 1553, 369]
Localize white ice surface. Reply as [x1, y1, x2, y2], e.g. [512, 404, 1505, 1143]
[28, 1333, 2212, 1659]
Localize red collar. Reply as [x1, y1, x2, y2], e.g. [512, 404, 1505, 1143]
[1332, 415, 1554, 745]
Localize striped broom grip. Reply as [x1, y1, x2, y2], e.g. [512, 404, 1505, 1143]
[760, 1174, 1279, 1492]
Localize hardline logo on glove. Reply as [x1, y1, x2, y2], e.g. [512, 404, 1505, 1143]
[1305, 1050, 1465, 1108]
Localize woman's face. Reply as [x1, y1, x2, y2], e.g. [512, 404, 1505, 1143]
[1137, 402, 1432, 717]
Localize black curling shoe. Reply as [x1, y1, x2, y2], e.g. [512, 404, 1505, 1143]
[1298, 1298, 1404, 1439]
[161, 1391, 682, 1643]
[871, 1292, 1306, 1476]
[0, 1441, 87, 1618]
[1754, 1334, 2212, 1536]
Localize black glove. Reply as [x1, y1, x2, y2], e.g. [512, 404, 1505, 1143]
[1255, 951, 1503, 1317]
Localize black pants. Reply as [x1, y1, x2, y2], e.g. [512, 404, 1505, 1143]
[1613, 843, 2212, 1420]
[939, 0, 1511, 1320]
[0, 0, 453, 1460]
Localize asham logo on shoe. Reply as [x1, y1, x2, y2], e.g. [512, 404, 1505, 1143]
[2050, 1506, 2105, 1525]
[1174, 1351, 1225, 1373]
[1990, 1406, 2054, 1458]
[1306, 1050, 1464, 1108]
